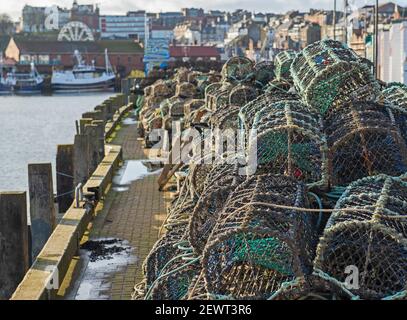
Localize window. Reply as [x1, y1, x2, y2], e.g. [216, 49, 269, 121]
[20, 55, 31, 64]
[38, 55, 50, 65]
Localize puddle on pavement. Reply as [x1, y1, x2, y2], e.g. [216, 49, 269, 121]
[71, 238, 137, 300]
[122, 118, 138, 125]
[112, 160, 162, 192]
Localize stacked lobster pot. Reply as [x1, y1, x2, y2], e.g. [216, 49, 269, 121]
[324, 100, 407, 186]
[254, 60, 275, 89]
[314, 175, 407, 300]
[138, 160, 214, 300]
[380, 84, 407, 145]
[139, 80, 175, 141]
[290, 39, 380, 115]
[198, 174, 316, 299]
[133, 48, 407, 300]
[247, 100, 329, 189]
[275, 50, 296, 83]
[239, 91, 300, 134]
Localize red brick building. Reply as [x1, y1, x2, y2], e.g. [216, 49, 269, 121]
[5, 38, 144, 77]
[169, 45, 220, 62]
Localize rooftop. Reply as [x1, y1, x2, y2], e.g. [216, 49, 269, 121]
[11, 38, 143, 54]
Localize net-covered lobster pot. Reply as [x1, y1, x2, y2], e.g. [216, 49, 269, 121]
[221, 56, 255, 84]
[205, 82, 233, 111]
[254, 61, 275, 88]
[325, 101, 407, 186]
[291, 39, 380, 114]
[269, 274, 352, 300]
[149, 260, 201, 300]
[211, 104, 240, 130]
[381, 85, 407, 145]
[228, 84, 258, 107]
[314, 175, 407, 299]
[189, 159, 246, 254]
[143, 224, 189, 286]
[184, 99, 205, 125]
[202, 175, 315, 299]
[265, 79, 293, 94]
[239, 91, 300, 134]
[175, 82, 197, 99]
[152, 80, 175, 97]
[275, 50, 296, 82]
[175, 68, 189, 83]
[248, 100, 328, 188]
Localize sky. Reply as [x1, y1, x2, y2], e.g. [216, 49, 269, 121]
[1, 0, 406, 21]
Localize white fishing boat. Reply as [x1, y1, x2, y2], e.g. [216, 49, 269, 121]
[1, 60, 43, 94]
[51, 49, 116, 93]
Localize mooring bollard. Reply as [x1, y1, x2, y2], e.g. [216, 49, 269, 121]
[94, 104, 108, 123]
[92, 120, 105, 163]
[56, 144, 74, 213]
[83, 124, 99, 177]
[73, 133, 90, 188]
[79, 118, 93, 134]
[28, 163, 56, 261]
[0, 192, 29, 300]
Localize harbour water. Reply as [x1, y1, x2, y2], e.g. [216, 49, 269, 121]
[0, 93, 113, 193]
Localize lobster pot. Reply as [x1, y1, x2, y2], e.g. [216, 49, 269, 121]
[152, 80, 174, 97]
[184, 99, 205, 119]
[175, 68, 189, 83]
[187, 71, 200, 84]
[249, 100, 328, 187]
[185, 272, 214, 300]
[204, 82, 222, 107]
[382, 85, 407, 144]
[269, 275, 352, 300]
[314, 175, 407, 299]
[176, 82, 197, 99]
[254, 61, 275, 88]
[211, 105, 240, 130]
[221, 56, 255, 84]
[202, 175, 315, 299]
[291, 39, 379, 114]
[239, 91, 300, 133]
[387, 105, 407, 145]
[265, 79, 293, 94]
[381, 84, 407, 108]
[168, 98, 186, 118]
[275, 50, 296, 82]
[144, 85, 153, 96]
[228, 85, 258, 107]
[149, 258, 201, 300]
[189, 158, 246, 254]
[325, 101, 407, 186]
[327, 175, 407, 238]
[143, 95, 166, 110]
[143, 224, 189, 286]
[189, 162, 214, 198]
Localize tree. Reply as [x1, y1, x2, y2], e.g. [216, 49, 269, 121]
[0, 14, 14, 35]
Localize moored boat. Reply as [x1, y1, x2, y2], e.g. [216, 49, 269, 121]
[0, 63, 44, 94]
[51, 49, 116, 93]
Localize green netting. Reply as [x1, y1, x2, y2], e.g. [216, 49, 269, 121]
[249, 100, 328, 187]
[314, 175, 407, 299]
[232, 235, 294, 275]
[275, 50, 296, 82]
[290, 39, 380, 114]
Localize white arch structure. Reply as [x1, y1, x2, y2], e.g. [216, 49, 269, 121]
[58, 21, 95, 42]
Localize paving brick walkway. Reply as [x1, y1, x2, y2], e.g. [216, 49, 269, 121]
[64, 116, 171, 300]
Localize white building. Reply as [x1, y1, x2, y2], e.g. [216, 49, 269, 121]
[378, 21, 407, 84]
[100, 11, 146, 40]
[151, 26, 174, 41]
